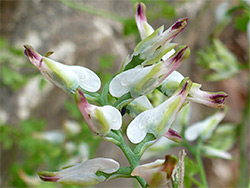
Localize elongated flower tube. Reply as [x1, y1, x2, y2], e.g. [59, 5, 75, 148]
[109, 46, 190, 98]
[134, 2, 154, 40]
[161, 71, 228, 108]
[24, 45, 101, 94]
[75, 89, 122, 136]
[131, 155, 178, 187]
[38, 158, 120, 186]
[185, 109, 226, 141]
[127, 78, 192, 144]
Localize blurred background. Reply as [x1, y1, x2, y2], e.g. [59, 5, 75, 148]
[0, 0, 249, 187]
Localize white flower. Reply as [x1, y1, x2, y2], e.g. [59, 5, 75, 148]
[131, 155, 178, 187]
[110, 46, 190, 98]
[127, 78, 192, 144]
[24, 45, 101, 93]
[75, 89, 122, 136]
[38, 158, 120, 186]
[161, 71, 228, 108]
[185, 109, 226, 141]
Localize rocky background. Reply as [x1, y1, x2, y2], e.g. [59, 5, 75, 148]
[0, 0, 249, 187]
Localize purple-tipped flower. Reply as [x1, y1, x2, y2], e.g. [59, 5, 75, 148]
[133, 18, 188, 61]
[24, 45, 101, 94]
[164, 128, 182, 143]
[126, 78, 192, 144]
[74, 89, 122, 136]
[134, 2, 154, 40]
[161, 71, 228, 108]
[109, 46, 190, 98]
[131, 155, 178, 187]
[38, 158, 120, 186]
[188, 83, 228, 108]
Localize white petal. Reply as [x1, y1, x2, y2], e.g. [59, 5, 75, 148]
[42, 57, 79, 93]
[57, 158, 119, 186]
[109, 67, 142, 97]
[202, 146, 232, 160]
[127, 109, 154, 144]
[97, 106, 122, 130]
[162, 49, 175, 61]
[69, 66, 101, 92]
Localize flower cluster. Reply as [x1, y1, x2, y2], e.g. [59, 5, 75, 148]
[24, 2, 229, 188]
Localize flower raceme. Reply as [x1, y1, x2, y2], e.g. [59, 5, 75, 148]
[74, 89, 122, 136]
[24, 45, 101, 94]
[131, 155, 178, 187]
[127, 78, 192, 144]
[109, 46, 190, 98]
[38, 158, 120, 186]
[161, 71, 228, 108]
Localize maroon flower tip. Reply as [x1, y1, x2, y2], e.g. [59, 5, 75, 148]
[171, 18, 188, 30]
[210, 93, 228, 104]
[173, 46, 188, 61]
[39, 175, 59, 182]
[179, 79, 190, 95]
[23, 45, 41, 61]
[168, 128, 182, 139]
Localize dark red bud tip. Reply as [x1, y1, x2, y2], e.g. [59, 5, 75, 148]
[168, 128, 182, 139]
[136, 2, 146, 21]
[38, 171, 60, 182]
[23, 45, 40, 60]
[173, 46, 188, 61]
[39, 175, 59, 182]
[210, 93, 228, 104]
[171, 18, 188, 30]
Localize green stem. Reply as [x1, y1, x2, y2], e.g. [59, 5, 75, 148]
[195, 139, 208, 187]
[239, 69, 250, 187]
[181, 138, 207, 187]
[112, 130, 147, 188]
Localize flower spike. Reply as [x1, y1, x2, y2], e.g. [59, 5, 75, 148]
[38, 158, 120, 186]
[75, 89, 122, 136]
[24, 45, 101, 94]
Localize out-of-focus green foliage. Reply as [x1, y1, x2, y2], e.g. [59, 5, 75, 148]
[227, 0, 250, 32]
[184, 157, 200, 188]
[0, 38, 36, 90]
[197, 38, 240, 81]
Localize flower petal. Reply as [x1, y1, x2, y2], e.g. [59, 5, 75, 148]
[69, 66, 101, 92]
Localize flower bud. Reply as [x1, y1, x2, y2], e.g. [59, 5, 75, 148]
[75, 89, 122, 136]
[161, 71, 228, 108]
[134, 2, 154, 40]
